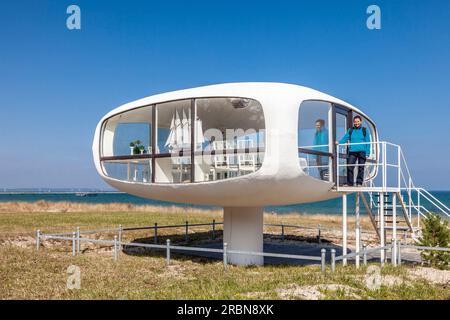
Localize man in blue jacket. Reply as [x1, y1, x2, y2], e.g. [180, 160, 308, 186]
[338, 115, 371, 186]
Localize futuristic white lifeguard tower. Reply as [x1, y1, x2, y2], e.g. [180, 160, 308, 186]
[93, 82, 449, 266]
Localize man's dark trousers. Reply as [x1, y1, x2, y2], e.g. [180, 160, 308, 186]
[347, 151, 366, 186]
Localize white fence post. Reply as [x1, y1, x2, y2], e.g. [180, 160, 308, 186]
[113, 235, 118, 262]
[321, 249, 326, 272]
[76, 227, 81, 254]
[72, 232, 76, 257]
[36, 230, 41, 251]
[331, 249, 336, 272]
[118, 224, 123, 250]
[166, 239, 171, 266]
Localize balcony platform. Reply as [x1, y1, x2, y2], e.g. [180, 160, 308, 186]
[334, 186, 400, 193]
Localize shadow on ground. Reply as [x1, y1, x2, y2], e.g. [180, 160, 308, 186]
[123, 231, 351, 266]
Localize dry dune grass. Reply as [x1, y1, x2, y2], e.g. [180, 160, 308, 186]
[0, 200, 374, 229]
[0, 201, 381, 243]
[0, 200, 222, 215]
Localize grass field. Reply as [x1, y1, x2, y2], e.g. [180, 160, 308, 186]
[0, 201, 448, 300]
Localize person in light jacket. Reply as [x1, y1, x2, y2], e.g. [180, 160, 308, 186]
[313, 119, 329, 180]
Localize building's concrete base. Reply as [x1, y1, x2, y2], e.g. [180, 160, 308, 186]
[223, 207, 264, 266]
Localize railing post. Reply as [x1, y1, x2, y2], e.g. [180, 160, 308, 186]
[355, 192, 361, 269]
[397, 146, 401, 190]
[382, 142, 387, 191]
[331, 249, 336, 272]
[342, 193, 348, 266]
[391, 238, 396, 266]
[317, 224, 321, 244]
[36, 229, 41, 251]
[76, 227, 81, 254]
[363, 244, 367, 266]
[72, 232, 76, 257]
[212, 219, 216, 240]
[397, 240, 402, 266]
[113, 235, 118, 262]
[417, 191, 421, 229]
[321, 249, 326, 273]
[392, 193, 397, 266]
[118, 224, 123, 250]
[281, 224, 285, 242]
[408, 178, 412, 220]
[185, 221, 189, 242]
[166, 239, 171, 266]
[380, 192, 385, 266]
[223, 242, 228, 270]
[154, 223, 158, 244]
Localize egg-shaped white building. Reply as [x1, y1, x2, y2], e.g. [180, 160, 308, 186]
[92, 82, 379, 265]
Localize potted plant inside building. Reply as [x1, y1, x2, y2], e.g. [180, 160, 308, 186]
[129, 140, 145, 155]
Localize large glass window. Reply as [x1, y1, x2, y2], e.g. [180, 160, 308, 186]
[298, 101, 332, 181]
[194, 97, 265, 182]
[99, 97, 265, 184]
[155, 99, 192, 183]
[101, 106, 153, 182]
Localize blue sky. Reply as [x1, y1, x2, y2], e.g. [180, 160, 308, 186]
[1, 0, 449, 190]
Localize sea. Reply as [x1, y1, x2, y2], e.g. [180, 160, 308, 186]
[1, 191, 449, 215]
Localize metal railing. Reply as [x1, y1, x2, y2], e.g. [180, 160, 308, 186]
[336, 141, 450, 228]
[35, 223, 450, 272]
[36, 229, 327, 271]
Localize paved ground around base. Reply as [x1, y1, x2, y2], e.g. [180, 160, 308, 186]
[125, 240, 422, 266]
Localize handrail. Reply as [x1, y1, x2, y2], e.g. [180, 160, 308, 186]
[417, 188, 450, 214]
[335, 140, 449, 233]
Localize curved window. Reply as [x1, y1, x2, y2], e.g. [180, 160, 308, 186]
[101, 105, 153, 183]
[298, 101, 333, 181]
[298, 101, 378, 184]
[100, 97, 265, 183]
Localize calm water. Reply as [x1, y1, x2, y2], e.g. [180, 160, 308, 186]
[1, 191, 449, 215]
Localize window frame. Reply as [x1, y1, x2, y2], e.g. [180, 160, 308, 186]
[99, 96, 266, 184]
[297, 99, 378, 184]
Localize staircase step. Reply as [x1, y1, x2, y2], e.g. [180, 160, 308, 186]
[373, 194, 390, 198]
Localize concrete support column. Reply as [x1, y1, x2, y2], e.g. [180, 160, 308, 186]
[223, 207, 264, 266]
